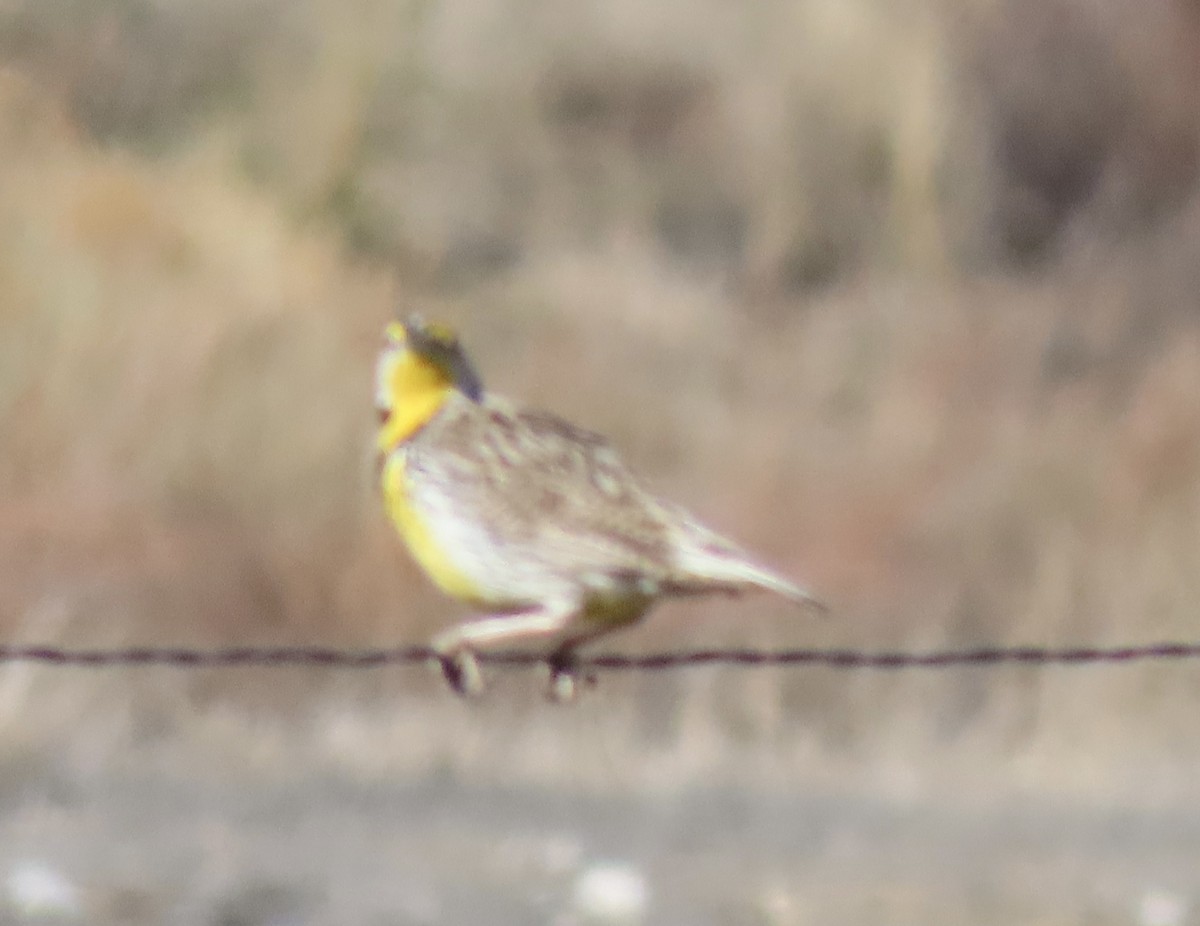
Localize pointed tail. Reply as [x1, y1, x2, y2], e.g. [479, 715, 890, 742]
[734, 561, 829, 615]
[670, 523, 829, 615]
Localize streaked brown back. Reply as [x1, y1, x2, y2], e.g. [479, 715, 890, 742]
[406, 394, 677, 578]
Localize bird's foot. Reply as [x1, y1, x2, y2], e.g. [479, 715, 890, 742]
[433, 647, 484, 697]
[544, 651, 597, 703]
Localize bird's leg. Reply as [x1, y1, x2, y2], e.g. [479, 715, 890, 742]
[544, 647, 592, 703]
[430, 603, 579, 697]
[543, 626, 614, 703]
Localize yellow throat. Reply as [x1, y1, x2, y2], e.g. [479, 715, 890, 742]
[375, 319, 467, 451]
[376, 318, 489, 604]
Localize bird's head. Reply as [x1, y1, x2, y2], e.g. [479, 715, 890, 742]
[376, 315, 484, 450]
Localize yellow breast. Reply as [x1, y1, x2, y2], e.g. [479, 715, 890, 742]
[380, 451, 484, 604]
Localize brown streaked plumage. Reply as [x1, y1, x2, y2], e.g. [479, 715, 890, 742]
[376, 315, 826, 699]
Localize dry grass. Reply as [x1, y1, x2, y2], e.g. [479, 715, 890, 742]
[1, 0, 1200, 800]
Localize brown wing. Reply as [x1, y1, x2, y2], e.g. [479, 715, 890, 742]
[408, 394, 675, 577]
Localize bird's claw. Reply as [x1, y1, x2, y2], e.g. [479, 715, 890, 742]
[435, 649, 484, 697]
[544, 652, 597, 703]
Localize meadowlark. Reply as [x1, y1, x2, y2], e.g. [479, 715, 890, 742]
[376, 315, 826, 698]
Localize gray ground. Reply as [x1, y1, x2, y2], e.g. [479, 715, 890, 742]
[0, 764, 1196, 926]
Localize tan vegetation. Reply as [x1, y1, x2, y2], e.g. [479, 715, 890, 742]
[1, 0, 1200, 799]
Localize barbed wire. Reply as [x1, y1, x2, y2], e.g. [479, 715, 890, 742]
[0, 641, 1198, 670]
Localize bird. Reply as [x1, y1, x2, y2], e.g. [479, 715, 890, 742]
[375, 315, 827, 699]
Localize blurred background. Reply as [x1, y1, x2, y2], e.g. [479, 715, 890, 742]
[3, 0, 1200, 922]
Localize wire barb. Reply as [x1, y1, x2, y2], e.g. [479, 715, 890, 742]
[0, 642, 1198, 670]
